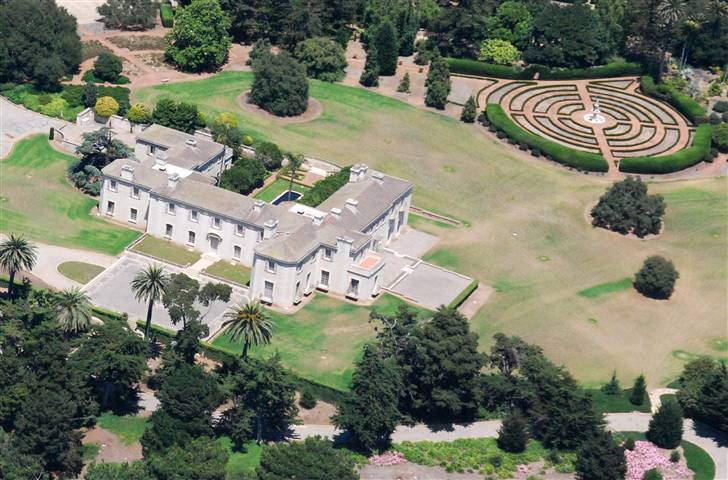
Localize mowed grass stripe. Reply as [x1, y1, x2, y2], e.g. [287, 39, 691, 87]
[577, 277, 633, 298]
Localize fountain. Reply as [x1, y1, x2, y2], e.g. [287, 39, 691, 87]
[583, 98, 606, 124]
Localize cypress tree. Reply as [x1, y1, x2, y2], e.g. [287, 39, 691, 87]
[647, 399, 683, 449]
[373, 18, 399, 76]
[397, 72, 411, 93]
[398, 4, 418, 56]
[425, 56, 451, 110]
[497, 411, 528, 453]
[359, 46, 380, 87]
[461, 95, 477, 123]
[630, 374, 647, 405]
[575, 430, 626, 480]
[602, 370, 621, 395]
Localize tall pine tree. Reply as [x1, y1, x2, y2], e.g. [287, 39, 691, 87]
[575, 430, 626, 480]
[373, 18, 399, 76]
[425, 56, 451, 110]
[647, 399, 683, 449]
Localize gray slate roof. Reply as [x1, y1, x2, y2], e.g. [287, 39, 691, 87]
[137, 124, 225, 171]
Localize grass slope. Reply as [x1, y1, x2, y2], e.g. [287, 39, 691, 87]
[0, 136, 140, 255]
[57, 261, 105, 284]
[136, 73, 727, 387]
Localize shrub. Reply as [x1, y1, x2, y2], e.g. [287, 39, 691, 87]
[670, 450, 680, 463]
[159, 2, 174, 27]
[257, 436, 357, 479]
[602, 370, 621, 395]
[293, 37, 347, 82]
[630, 375, 647, 406]
[152, 97, 202, 133]
[460, 96, 477, 123]
[446, 58, 642, 80]
[634, 256, 679, 300]
[620, 124, 713, 174]
[95, 96, 120, 117]
[397, 72, 411, 93]
[723, 112, 728, 123]
[496, 412, 528, 453]
[591, 176, 665, 237]
[713, 123, 728, 152]
[81, 82, 98, 108]
[97, 0, 157, 30]
[708, 82, 724, 97]
[709, 113, 722, 124]
[242, 135, 253, 146]
[624, 437, 635, 450]
[575, 430, 626, 480]
[299, 167, 351, 207]
[250, 52, 308, 117]
[94, 52, 124, 82]
[640, 76, 706, 123]
[254, 141, 283, 170]
[487, 104, 609, 172]
[647, 398, 683, 449]
[425, 56, 451, 110]
[299, 388, 317, 410]
[643, 468, 663, 480]
[127, 102, 152, 124]
[219, 158, 266, 195]
[478, 39, 520, 66]
[713, 100, 728, 113]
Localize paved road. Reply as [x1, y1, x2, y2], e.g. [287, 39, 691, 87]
[0, 98, 67, 158]
[292, 414, 728, 479]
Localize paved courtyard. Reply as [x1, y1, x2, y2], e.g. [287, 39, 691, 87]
[83, 255, 247, 334]
[387, 261, 474, 311]
[1, 98, 66, 158]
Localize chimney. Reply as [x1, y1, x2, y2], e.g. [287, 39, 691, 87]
[120, 164, 135, 181]
[185, 137, 198, 148]
[336, 236, 353, 258]
[345, 198, 359, 213]
[167, 173, 180, 188]
[263, 219, 278, 239]
[349, 164, 363, 183]
[358, 164, 368, 181]
[155, 153, 168, 171]
[330, 207, 342, 220]
[253, 200, 265, 213]
[312, 212, 325, 226]
[372, 171, 384, 185]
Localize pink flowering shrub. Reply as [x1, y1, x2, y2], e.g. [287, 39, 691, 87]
[517, 464, 530, 474]
[369, 451, 406, 466]
[624, 441, 691, 480]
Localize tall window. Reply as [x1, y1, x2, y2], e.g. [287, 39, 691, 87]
[213, 217, 221, 229]
[108, 180, 117, 191]
[320, 270, 330, 287]
[349, 278, 360, 296]
[167, 202, 175, 215]
[129, 208, 137, 222]
[165, 224, 173, 237]
[188, 231, 196, 245]
[189, 210, 198, 222]
[323, 248, 333, 261]
[233, 245, 241, 259]
[236, 224, 244, 236]
[266, 260, 276, 273]
[131, 186, 140, 199]
[264, 281, 274, 299]
[106, 201, 115, 215]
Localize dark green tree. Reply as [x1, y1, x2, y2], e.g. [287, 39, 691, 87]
[397, 72, 411, 93]
[359, 46, 380, 87]
[173, 321, 209, 364]
[254, 141, 284, 170]
[591, 176, 666, 238]
[575, 430, 626, 480]
[97, 0, 157, 30]
[643, 468, 663, 480]
[429, 0, 491, 58]
[162, 273, 231, 328]
[219, 158, 267, 195]
[71, 128, 132, 195]
[602, 370, 621, 395]
[0, 430, 45, 480]
[86, 461, 153, 480]
[676, 358, 728, 433]
[247, 37, 273, 66]
[424, 55, 451, 110]
[152, 98, 205, 133]
[497, 411, 528, 453]
[146, 436, 228, 480]
[293, 37, 347, 82]
[165, 0, 231, 72]
[0, 0, 82, 89]
[402, 306, 484, 422]
[94, 52, 124, 83]
[256, 436, 357, 480]
[398, 3, 418, 56]
[82, 82, 99, 108]
[647, 398, 684, 449]
[250, 52, 309, 116]
[484, 1, 533, 50]
[630, 374, 647, 405]
[372, 18, 399, 76]
[333, 344, 402, 451]
[460, 95, 476, 123]
[634, 256, 679, 300]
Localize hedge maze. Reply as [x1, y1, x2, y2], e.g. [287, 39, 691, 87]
[480, 77, 696, 173]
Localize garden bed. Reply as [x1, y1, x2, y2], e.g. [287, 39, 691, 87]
[129, 235, 201, 266]
[57, 261, 106, 284]
[81, 69, 131, 85]
[619, 124, 713, 174]
[107, 35, 168, 51]
[203, 260, 251, 286]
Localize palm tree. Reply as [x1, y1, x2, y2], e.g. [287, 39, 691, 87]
[0, 234, 38, 301]
[656, 0, 687, 78]
[222, 300, 274, 359]
[131, 264, 168, 340]
[56, 287, 93, 333]
[286, 153, 303, 202]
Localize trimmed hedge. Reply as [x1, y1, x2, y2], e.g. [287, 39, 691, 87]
[640, 76, 706, 124]
[448, 279, 479, 309]
[298, 166, 351, 207]
[486, 104, 609, 172]
[447, 58, 643, 81]
[160, 2, 174, 27]
[619, 124, 713, 174]
[137, 320, 350, 406]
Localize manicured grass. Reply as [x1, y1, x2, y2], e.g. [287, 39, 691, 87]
[0, 136, 140, 255]
[577, 277, 633, 299]
[408, 213, 456, 231]
[393, 438, 575, 477]
[217, 437, 263, 478]
[136, 73, 727, 388]
[254, 178, 309, 203]
[590, 388, 651, 414]
[96, 412, 148, 445]
[422, 248, 462, 270]
[203, 260, 251, 286]
[682, 439, 716, 480]
[212, 293, 430, 390]
[57, 261, 105, 284]
[130, 235, 201, 266]
[660, 393, 677, 405]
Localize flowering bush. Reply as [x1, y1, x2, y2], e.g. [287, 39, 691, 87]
[369, 451, 405, 466]
[624, 441, 691, 480]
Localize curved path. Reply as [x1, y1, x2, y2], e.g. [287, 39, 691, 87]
[294, 414, 728, 479]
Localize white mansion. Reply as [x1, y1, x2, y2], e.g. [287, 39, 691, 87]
[100, 124, 413, 308]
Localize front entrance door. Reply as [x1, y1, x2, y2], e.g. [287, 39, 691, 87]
[209, 236, 220, 251]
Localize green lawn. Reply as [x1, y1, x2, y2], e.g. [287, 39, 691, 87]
[217, 437, 263, 478]
[590, 388, 651, 414]
[0, 136, 140, 255]
[254, 178, 310, 203]
[136, 73, 727, 388]
[130, 235, 201, 266]
[96, 412, 148, 445]
[57, 261, 105, 284]
[577, 277, 633, 299]
[212, 293, 430, 390]
[203, 260, 251, 286]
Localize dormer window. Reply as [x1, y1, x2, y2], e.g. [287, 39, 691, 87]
[131, 186, 140, 199]
[167, 202, 175, 215]
[213, 217, 221, 229]
[236, 224, 244, 237]
[108, 179, 117, 192]
[266, 260, 276, 273]
[189, 210, 198, 222]
[323, 248, 333, 261]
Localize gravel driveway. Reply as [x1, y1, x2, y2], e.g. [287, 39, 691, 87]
[1, 98, 66, 158]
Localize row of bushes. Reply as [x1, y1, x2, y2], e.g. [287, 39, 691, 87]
[298, 166, 352, 207]
[640, 76, 707, 124]
[81, 69, 131, 85]
[0, 82, 131, 118]
[619, 124, 714, 174]
[159, 2, 174, 28]
[137, 320, 350, 406]
[448, 279, 479, 309]
[485, 104, 610, 172]
[447, 58, 643, 81]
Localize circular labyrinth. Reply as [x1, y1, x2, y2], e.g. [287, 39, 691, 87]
[481, 78, 694, 167]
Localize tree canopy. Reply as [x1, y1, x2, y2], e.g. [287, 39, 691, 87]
[250, 51, 309, 116]
[591, 177, 666, 238]
[97, 0, 157, 31]
[165, 0, 231, 72]
[293, 37, 348, 82]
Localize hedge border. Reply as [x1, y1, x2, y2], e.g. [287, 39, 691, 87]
[619, 124, 713, 174]
[448, 279, 479, 309]
[160, 3, 174, 28]
[136, 320, 350, 406]
[447, 58, 643, 81]
[639, 76, 706, 124]
[486, 104, 610, 172]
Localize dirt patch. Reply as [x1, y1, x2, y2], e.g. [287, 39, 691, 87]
[107, 35, 168, 51]
[83, 427, 142, 464]
[135, 53, 167, 69]
[81, 40, 113, 61]
[296, 395, 336, 425]
[238, 91, 323, 124]
[359, 462, 481, 480]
